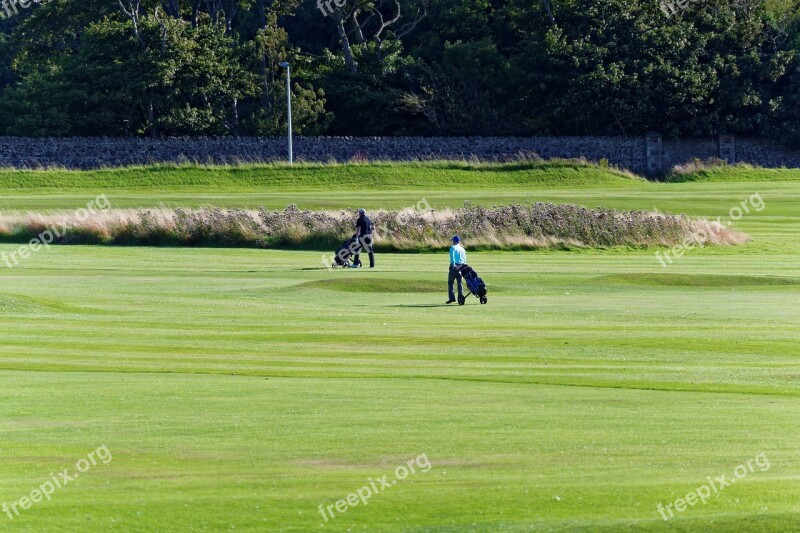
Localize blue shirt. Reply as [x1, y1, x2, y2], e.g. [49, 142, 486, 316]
[450, 244, 467, 265]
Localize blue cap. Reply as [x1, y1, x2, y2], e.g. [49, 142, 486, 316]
[452, 236, 460, 243]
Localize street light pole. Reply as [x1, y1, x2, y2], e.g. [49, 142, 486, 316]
[279, 61, 293, 165]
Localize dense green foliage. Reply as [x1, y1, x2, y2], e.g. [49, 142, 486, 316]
[1, 0, 800, 142]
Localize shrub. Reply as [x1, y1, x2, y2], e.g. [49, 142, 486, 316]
[0, 203, 743, 251]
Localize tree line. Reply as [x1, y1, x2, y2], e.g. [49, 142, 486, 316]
[1, 0, 799, 144]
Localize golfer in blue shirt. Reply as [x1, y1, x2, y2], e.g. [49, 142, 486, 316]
[446, 236, 467, 304]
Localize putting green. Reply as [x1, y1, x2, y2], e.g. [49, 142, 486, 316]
[0, 165, 798, 531]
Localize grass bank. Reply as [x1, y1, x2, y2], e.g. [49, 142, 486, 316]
[0, 159, 643, 193]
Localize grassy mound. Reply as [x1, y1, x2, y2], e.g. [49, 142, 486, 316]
[0, 159, 642, 192]
[296, 278, 443, 293]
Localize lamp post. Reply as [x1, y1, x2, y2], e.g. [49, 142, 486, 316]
[279, 61, 293, 164]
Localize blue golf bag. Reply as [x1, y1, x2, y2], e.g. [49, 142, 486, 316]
[458, 264, 488, 304]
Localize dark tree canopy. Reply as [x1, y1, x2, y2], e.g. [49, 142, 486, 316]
[1, 0, 799, 144]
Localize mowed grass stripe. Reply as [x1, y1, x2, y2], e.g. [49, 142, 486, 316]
[0, 372, 797, 531]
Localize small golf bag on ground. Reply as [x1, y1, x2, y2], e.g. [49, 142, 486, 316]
[458, 264, 488, 305]
[332, 236, 362, 268]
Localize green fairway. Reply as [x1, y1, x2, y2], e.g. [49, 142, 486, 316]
[0, 164, 798, 531]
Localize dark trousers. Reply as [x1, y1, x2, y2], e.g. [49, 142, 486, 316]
[448, 264, 464, 300]
[353, 234, 374, 267]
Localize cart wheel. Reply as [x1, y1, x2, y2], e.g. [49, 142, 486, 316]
[458, 295, 466, 305]
[480, 296, 487, 304]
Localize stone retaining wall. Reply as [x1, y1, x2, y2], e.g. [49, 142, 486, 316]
[0, 135, 798, 173]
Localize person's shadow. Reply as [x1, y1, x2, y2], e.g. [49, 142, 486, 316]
[390, 304, 453, 308]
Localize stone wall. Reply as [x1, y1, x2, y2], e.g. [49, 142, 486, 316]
[0, 135, 798, 173]
[736, 139, 800, 168]
[662, 138, 721, 169]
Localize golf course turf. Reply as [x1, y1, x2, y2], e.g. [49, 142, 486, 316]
[0, 162, 798, 531]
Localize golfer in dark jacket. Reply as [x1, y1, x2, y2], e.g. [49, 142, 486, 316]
[353, 208, 375, 268]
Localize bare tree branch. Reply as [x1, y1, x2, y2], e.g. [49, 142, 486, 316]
[117, 0, 143, 43]
[153, 5, 168, 50]
[541, 0, 556, 26]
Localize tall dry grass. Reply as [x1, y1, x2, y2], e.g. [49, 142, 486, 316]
[670, 158, 730, 175]
[0, 203, 745, 251]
